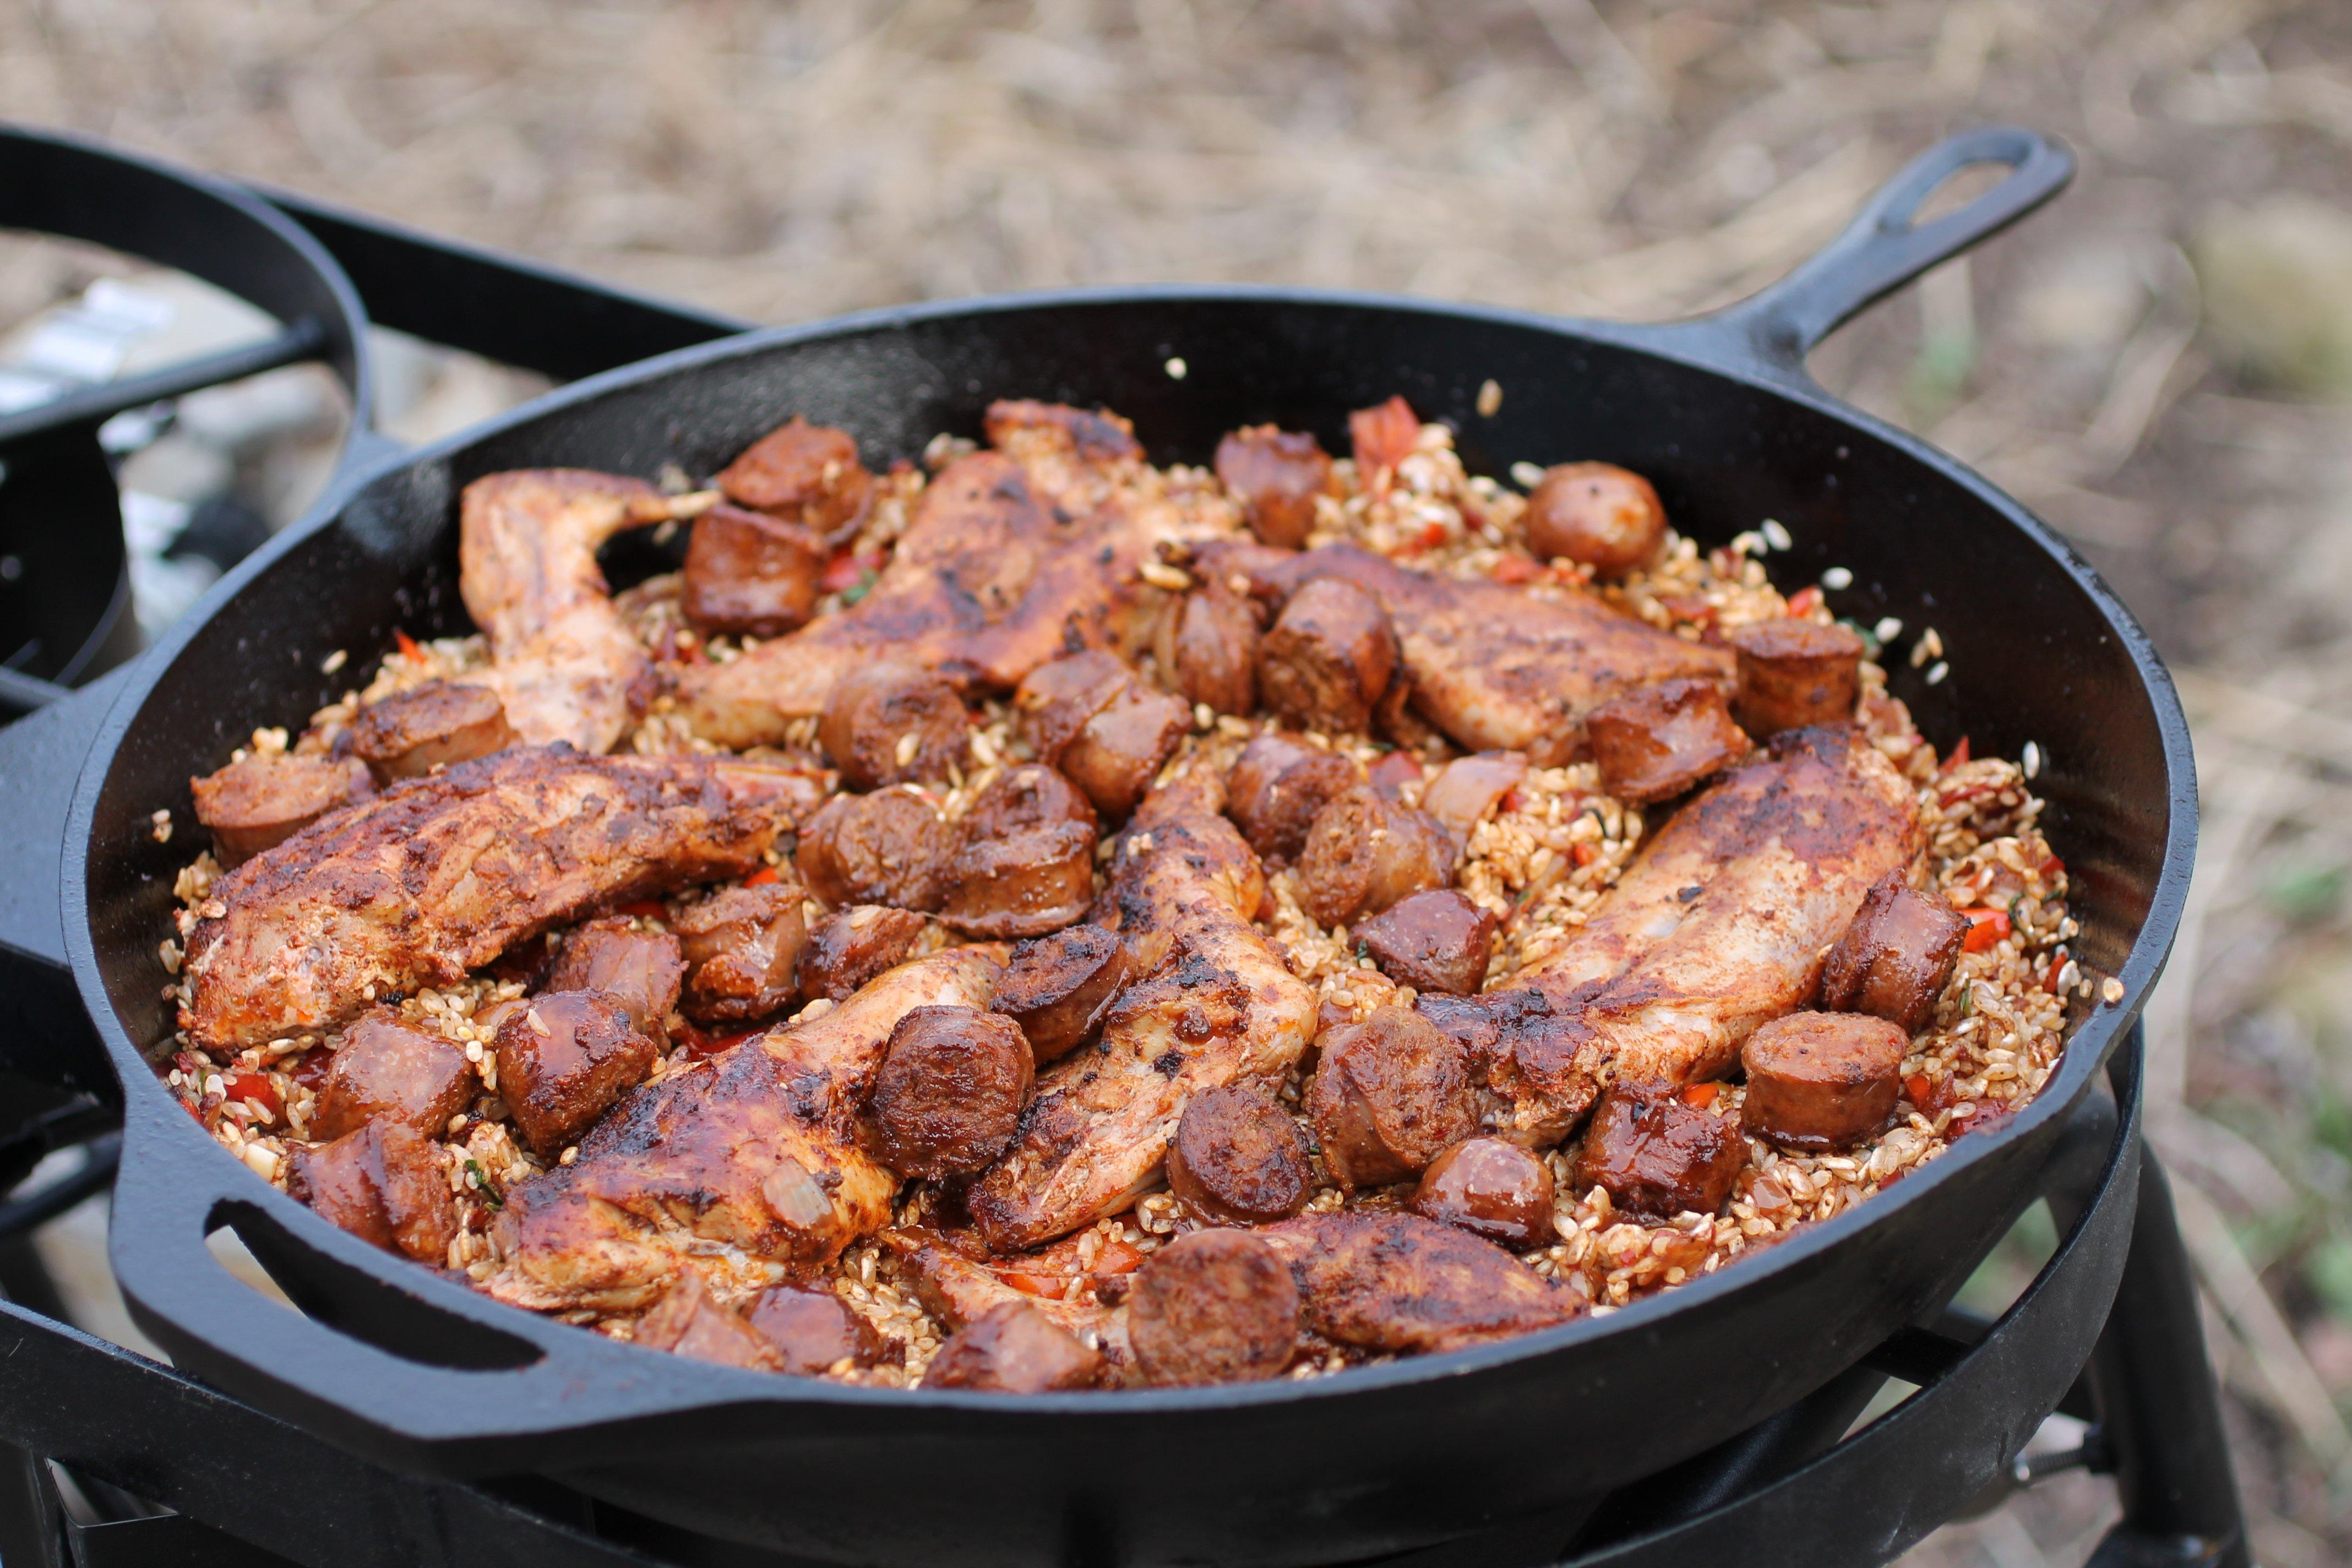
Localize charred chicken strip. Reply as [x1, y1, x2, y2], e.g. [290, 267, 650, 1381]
[966, 769, 1318, 1252]
[1256, 1211, 1581, 1353]
[1211, 541, 1732, 762]
[182, 746, 820, 1052]
[676, 402, 1234, 748]
[1448, 727, 1921, 1143]
[458, 470, 712, 752]
[887, 1228, 1134, 1378]
[487, 948, 1003, 1313]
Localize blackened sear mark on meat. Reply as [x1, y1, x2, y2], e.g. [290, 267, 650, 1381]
[1154, 1050, 1185, 1077]
[1677, 885, 1702, 902]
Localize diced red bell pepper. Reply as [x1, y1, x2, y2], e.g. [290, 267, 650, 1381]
[1937, 736, 1972, 775]
[677, 1022, 758, 1059]
[611, 898, 667, 921]
[1092, 1238, 1146, 1276]
[743, 864, 781, 887]
[1680, 1081, 1721, 1109]
[1349, 395, 1419, 477]
[393, 628, 422, 660]
[1784, 585, 1823, 617]
[226, 1071, 281, 1117]
[1960, 908, 2012, 952]
[1490, 554, 1539, 585]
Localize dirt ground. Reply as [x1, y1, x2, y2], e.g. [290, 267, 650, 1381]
[6, 1, 2352, 1561]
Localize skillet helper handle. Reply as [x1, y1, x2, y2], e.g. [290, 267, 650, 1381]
[1675, 125, 2075, 382]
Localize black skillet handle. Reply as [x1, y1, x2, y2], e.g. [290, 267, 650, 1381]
[1656, 126, 2074, 385]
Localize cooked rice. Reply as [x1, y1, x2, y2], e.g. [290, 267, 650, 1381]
[161, 414, 2086, 1383]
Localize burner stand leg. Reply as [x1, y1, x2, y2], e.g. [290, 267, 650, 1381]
[2084, 1155, 2247, 1568]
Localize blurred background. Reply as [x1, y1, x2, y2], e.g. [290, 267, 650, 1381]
[3, 1, 2350, 1561]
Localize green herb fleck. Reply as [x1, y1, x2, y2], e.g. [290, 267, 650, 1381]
[466, 1158, 504, 1210]
[839, 570, 878, 607]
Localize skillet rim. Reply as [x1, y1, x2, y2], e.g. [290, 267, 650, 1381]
[64, 280, 2197, 1422]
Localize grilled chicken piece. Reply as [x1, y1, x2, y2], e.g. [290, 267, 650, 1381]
[487, 948, 1001, 1313]
[458, 470, 711, 753]
[312, 1009, 474, 1141]
[886, 1227, 1135, 1379]
[632, 1270, 784, 1370]
[1462, 727, 1921, 1142]
[492, 990, 658, 1156]
[181, 747, 819, 1053]
[190, 753, 372, 868]
[674, 401, 1233, 748]
[1256, 1211, 1580, 1354]
[676, 882, 808, 1025]
[545, 918, 684, 1046]
[1210, 541, 1733, 765]
[798, 905, 928, 1002]
[966, 770, 1317, 1252]
[747, 1283, 884, 1374]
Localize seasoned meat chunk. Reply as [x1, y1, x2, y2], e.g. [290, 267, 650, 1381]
[351, 682, 514, 784]
[190, 752, 368, 867]
[984, 399, 1142, 463]
[547, 917, 684, 1044]
[794, 790, 951, 912]
[1349, 396, 1420, 476]
[1258, 1211, 1578, 1354]
[1158, 585, 1260, 716]
[747, 1283, 883, 1375]
[1297, 786, 1454, 928]
[991, 924, 1129, 1063]
[1586, 678, 1748, 804]
[1306, 1006, 1479, 1191]
[287, 1121, 453, 1265]
[1224, 735, 1361, 864]
[865, 1005, 1035, 1178]
[1415, 752, 1526, 850]
[682, 503, 824, 638]
[1060, 683, 1190, 823]
[1128, 1230, 1299, 1386]
[632, 1270, 783, 1369]
[1725, 619, 1866, 738]
[1164, 1082, 1311, 1225]
[715, 415, 873, 542]
[961, 764, 1096, 842]
[1215, 424, 1332, 548]
[924, 1299, 1107, 1392]
[1355, 889, 1498, 997]
[940, 821, 1095, 939]
[493, 990, 657, 1156]
[1257, 578, 1397, 736]
[1820, 872, 1968, 1033]
[1015, 651, 1131, 765]
[797, 905, 928, 1002]
[675, 882, 807, 1024]
[1741, 1011, 1908, 1152]
[1411, 1137, 1555, 1248]
[818, 662, 971, 792]
[1523, 462, 1667, 576]
[313, 1008, 475, 1141]
[1569, 1090, 1744, 1222]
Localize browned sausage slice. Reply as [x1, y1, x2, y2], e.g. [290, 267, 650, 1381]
[351, 682, 515, 783]
[924, 1299, 1107, 1392]
[1411, 1137, 1555, 1248]
[1523, 462, 1667, 576]
[492, 990, 657, 1155]
[675, 882, 807, 1024]
[1224, 735, 1361, 864]
[797, 905, 928, 1002]
[794, 790, 952, 912]
[1215, 424, 1333, 549]
[1740, 1011, 1908, 1152]
[1158, 584, 1261, 715]
[287, 1121, 454, 1264]
[1015, 651, 1130, 766]
[1820, 872, 1967, 1033]
[991, 924, 1129, 1063]
[547, 917, 684, 1046]
[819, 662, 971, 792]
[313, 1008, 475, 1141]
[715, 415, 874, 543]
[960, 763, 1096, 842]
[1164, 1082, 1312, 1224]
[1257, 1211, 1579, 1354]
[939, 821, 1095, 939]
[1355, 889, 1498, 997]
[1725, 618, 1866, 738]
[1568, 1090, 1744, 1222]
[1127, 1229, 1299, 1386]
[682, 503, 825, 638]
[1257, 577, 1397, 735]
[634, 1270, 784, 1370]
[865, 1005, 1035, 1178]
[1059, 683, 1190, 823]
[1585, 678, 1748, 804]
[190, 752, 368, 867]
[1415, 751, 1526, 851]
[747, 1283, 884, 1374]
[1297, 786, 1453, 928]
[1305, 1005, 1479, 1190]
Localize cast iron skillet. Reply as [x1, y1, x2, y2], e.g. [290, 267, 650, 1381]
[64, 126, 2195, 1566]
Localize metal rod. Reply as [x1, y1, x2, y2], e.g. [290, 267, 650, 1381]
[0, 666, 70, 718]
[0, 1135, 119, 1241]
[0, 319, 328, 449]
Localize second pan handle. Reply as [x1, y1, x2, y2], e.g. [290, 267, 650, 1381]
[1647, 125, 2075, 386]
